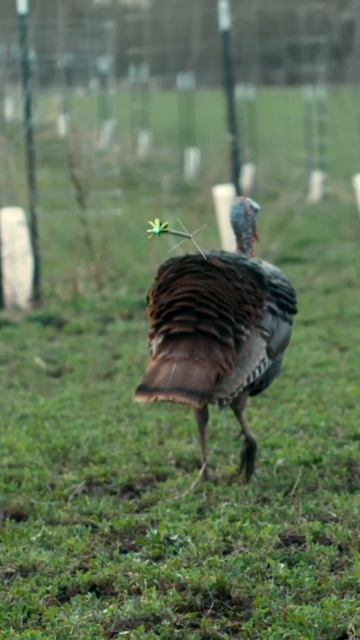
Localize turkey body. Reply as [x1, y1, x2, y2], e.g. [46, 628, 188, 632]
[135, 250, 297, 480]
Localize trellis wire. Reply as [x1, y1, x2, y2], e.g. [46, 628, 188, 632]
[298, 4, 330, 179]
[129, 62, 152, 160]
[176, 71, 201, 182]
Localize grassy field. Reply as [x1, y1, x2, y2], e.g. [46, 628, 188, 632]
[0, 88, 359, 638]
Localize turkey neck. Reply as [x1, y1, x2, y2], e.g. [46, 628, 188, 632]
[234, 227, 256, 257]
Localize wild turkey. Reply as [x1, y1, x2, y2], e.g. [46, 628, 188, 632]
[134, 197, 297, 480]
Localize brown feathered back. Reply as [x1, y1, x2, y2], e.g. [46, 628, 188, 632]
[134, 254, 265, 409]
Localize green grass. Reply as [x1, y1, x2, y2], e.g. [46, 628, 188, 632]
[0, 88, 359, 638]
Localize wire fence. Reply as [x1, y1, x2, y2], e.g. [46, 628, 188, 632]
[0, 0, 359, 302]
[1, 2, 358, 202]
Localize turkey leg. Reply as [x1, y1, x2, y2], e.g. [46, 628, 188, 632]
[231, 394, 257, 481]
[194, 406, 209, 480]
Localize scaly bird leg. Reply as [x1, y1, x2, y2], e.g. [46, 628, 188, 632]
[231, 394, 257, 482]
[194, 405, 209, 481]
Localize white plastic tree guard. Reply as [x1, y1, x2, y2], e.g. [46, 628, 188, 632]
[212, 183, 236, 251]
[352, 173, 360, 216]
[0, 207, 34, 309]
[4, 96, 16, 122]
[57, 112, 69, 138]
[97, 119, 116, 150]
[306, 169, 326, 204]
[240, 162, 256, 194]
[136, 128, 152, 159]
[16, 0, 29, 14]
[235, 83, 256, 101]
[184, 146, 201, 181]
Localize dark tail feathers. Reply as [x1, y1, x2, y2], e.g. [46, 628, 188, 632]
[134, 336, 234, 410]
